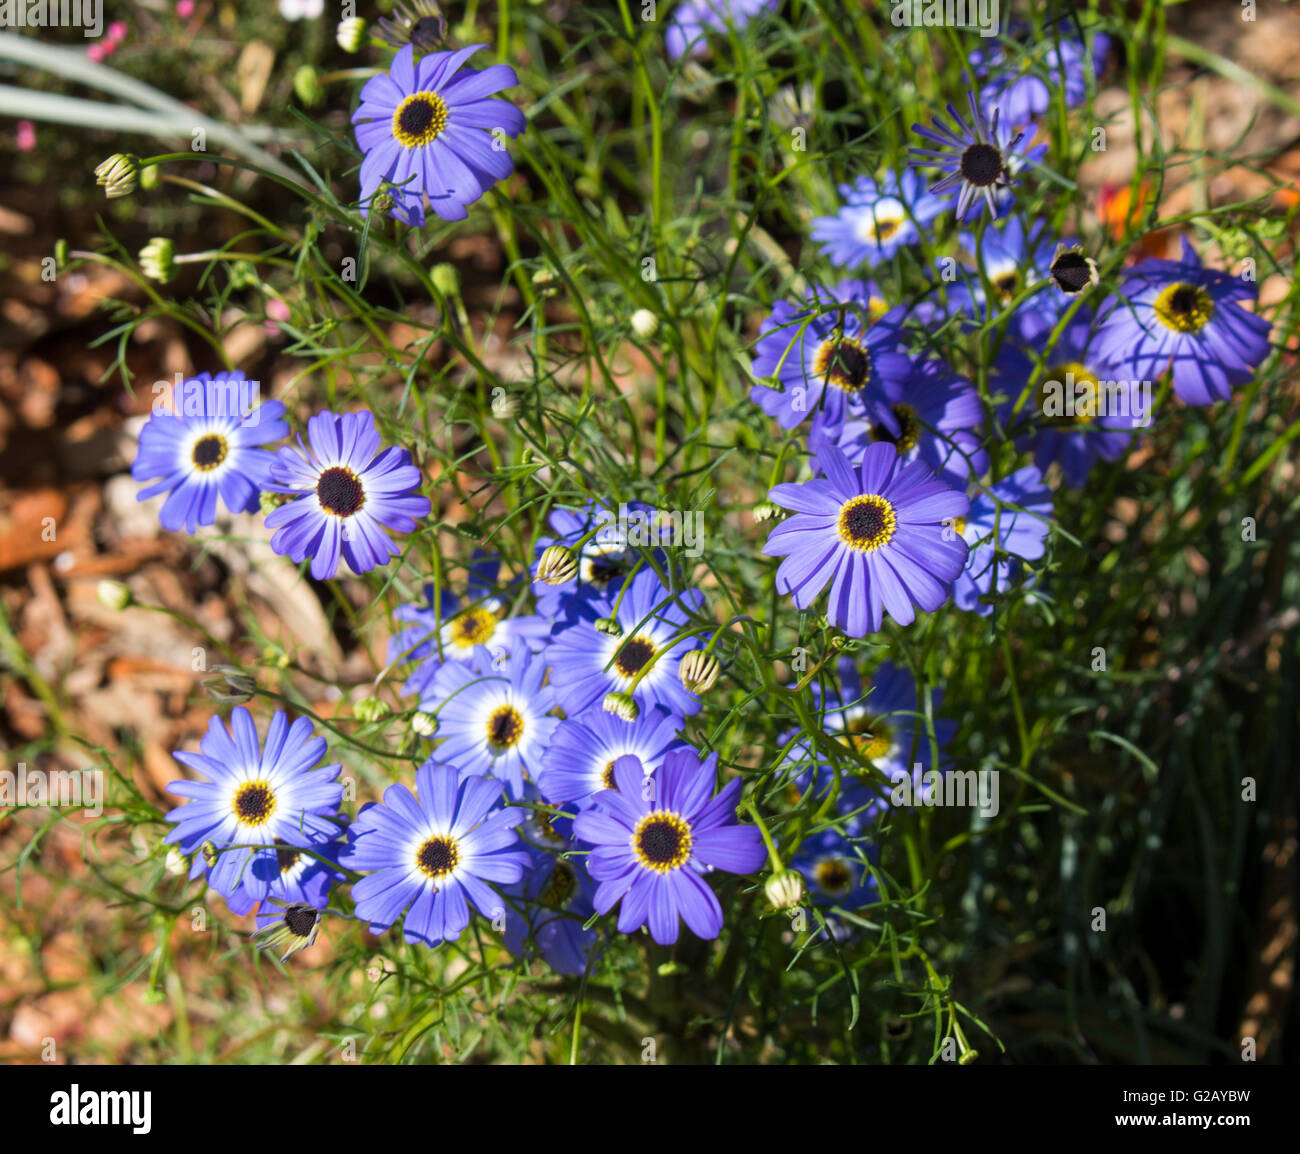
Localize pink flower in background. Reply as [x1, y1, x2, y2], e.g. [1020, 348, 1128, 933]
[16, 121, 36, 152]
[177, 0, 195, 16]
[265, 298, 292, 335]
[87, 43, 105, 62]
[107, 21, 127, 41]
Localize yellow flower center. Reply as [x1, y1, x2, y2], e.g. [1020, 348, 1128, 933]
[451, 607, 497, 648]
[870, 403, 922, 455]
[847, 715, 893, 761]
[837, 494, 898, 553]
[232, 780, 277, 827]
[632, 811, 693, 873]
[1040, 361, 1100, 425]
[415, 834, 460, 879]
[815, 858, 852, 896]
[392, 91, 450, 148]
[485, 703, 525, 751]
[1153, 281, 1214, 334]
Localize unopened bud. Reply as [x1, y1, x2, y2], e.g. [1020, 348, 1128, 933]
[430, 262, 460, 298]
[764, 869, 804, 910]
[411, 711, 438, 738]
[752, 501, 780, 523]
[602, 691, 638, 722]
[536, 544, 578, 586]
[679, 650, 720, 694]
[201, 665, 256, 704]
[94, 153, 140, 198]
[355, 696, 390, 722]
[97, 579, 132, 611]
[336, 16, 367, 52]
[293, 65, 323, 107]
[139, 237, 176, 283]
[630, 308, 659, 339]
[594, 617, 623, 637]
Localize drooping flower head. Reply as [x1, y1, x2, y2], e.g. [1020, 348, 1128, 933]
[537, 704, 688, 807]
[763, 443, 969, 637]
[545, 568, 707, 719]
[163, 708, 344, 901]
[993, 310, 1145, 488]
[265, 409, 430, 580]
[572, 749, 766, 946]
[132, 371, 288, 533]
[352, 43, 525, 225]
[341, 760, 529, 946]
[910, 93, 1029, 220]
[1095, 237, 1272, 406]
[953, 465, 1053, 616]
[749, 281, 910, 435]
[820, 356, 989, 491]
[665, 0, 778, 62]
[811, 169, 948, 269]
[422, 645, 557, 800]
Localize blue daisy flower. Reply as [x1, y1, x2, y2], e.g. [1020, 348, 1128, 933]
[352, 43, 525, 225]
[818, 355, 989, 490]
[993, 310, 1145, 488]
[421, 645, 557, 799]
[953, 465, 1053, 616]
[389, 553, 550, 694]
[536, 704, 688, 807]
[131, 371, 288, 533]
[164, 707, 344, 900]
[810, 169, 947, 268]
[545, 568, 706, 719]
[763, 442, 969, 636]
[665, 0, 778, 62]
[749, 281, 911, 434]
[910, 93, 1029, 220]
[791, 824, 879, 925]
[501, 827, 601, 977]
[227, 838, 347, 931]
[529, 500, 660, 620]
[970, 20, 1111, 126]
[264, 409, 430, 581]
[1095, 237, 1273, 406]
[572, 749, 766, 946]
[341, 759, 529, 946]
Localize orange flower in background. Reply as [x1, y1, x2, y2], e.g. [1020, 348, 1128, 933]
[1097, 178, 1175, 261]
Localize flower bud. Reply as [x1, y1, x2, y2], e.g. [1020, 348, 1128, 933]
[139, 237, 176, 283]
[430, 262, 460, 298]
[336, 16, 367, 52]
[764, 869, 804, 911]
[355, 696, 391, 722]
[164, 847, 189, 876]
[536, 545, 578, 586]
[602, 691, 638, 722]
[752, 501, 780, 523]
[139, 163, 160, 190]
[293, 65, 323, 107]
[594, 616, 623, 637]
[411, 711, 438, 738]
[97, 579, 132, 611]
[631, 308, 659, 339]
[679, 649, 720, 694]
[94, 153, 139, 198]
[201, 665, 256, 704]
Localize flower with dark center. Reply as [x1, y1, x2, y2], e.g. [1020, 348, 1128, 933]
[421, 647, 555, 800]
[811, 169, 946, 268]
[573, 749, 766, 946]
[952, 466, 1054, 617]
[909, 93, 1029, 220]
[163, 707, 343, 902]
[265, 409, 429, 581]
[1095, 237, 1271, 406]
[1049, 245, 1099, 296]
[763, 442, 969, 636]
[375, 0, 448, 54]
[546, 568, 707, 720]
[500, 838, 601, 976]
[342, 760, 529, 946]
[352, 42, 524, 225]
[250, 901, 324, 962]
[132, 370, 288, 534]
[537, 707, 686, 807]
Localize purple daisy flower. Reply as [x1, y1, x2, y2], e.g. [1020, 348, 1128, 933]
[749, 281, 911, 434]
[421, 645, 557, 800]
[572, 749, 766, 946]
[163, 707, 344, 900]
[993, 311, 1146, 488]
[352, 43, 525, 225]
[501, 839, 600, 977]
[536, 704, 688, 807]
[545, 568, 706, 719]
[971, 20, 1111, 126]
[132, 371, 288, 533]
[791, 824, 879, 923]
[341, 759, 529, 946]
[763, 442, 969, 636]
[954, 465, 1053, 615]
[810, 169, 947, 268]
[665, 0, 778, 62]
[1095, 237, 1272, 406]
[909, 93, 1029, 220]
[264, 409, 430, 581]
[819, 356, 989, 490]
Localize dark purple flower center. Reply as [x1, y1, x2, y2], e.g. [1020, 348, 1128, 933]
[393, 92, 449, 147]
[275, 844, 301, 874]
[191, 434, 227, 471]
[614, 636, 655, 678]
[1050, 249, 1094, 294]
[316, 466, 366, 516]
[634, 812, 693, 872]
[837, 494, 898, 552]
[816, 337, 871, 392]
[960, 142, 1004, 187]
[869, 404, 921, 455]
[233, 781, 276, 826]
[540, 861, 578, 907]
[815, 858, 852, 895]
[486, 704, 525, 750]
[416, 834, 460, 879]
[283, 904, 321, 938]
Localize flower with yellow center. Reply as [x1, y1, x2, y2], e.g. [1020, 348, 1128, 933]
[836, 493, 898, 553]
